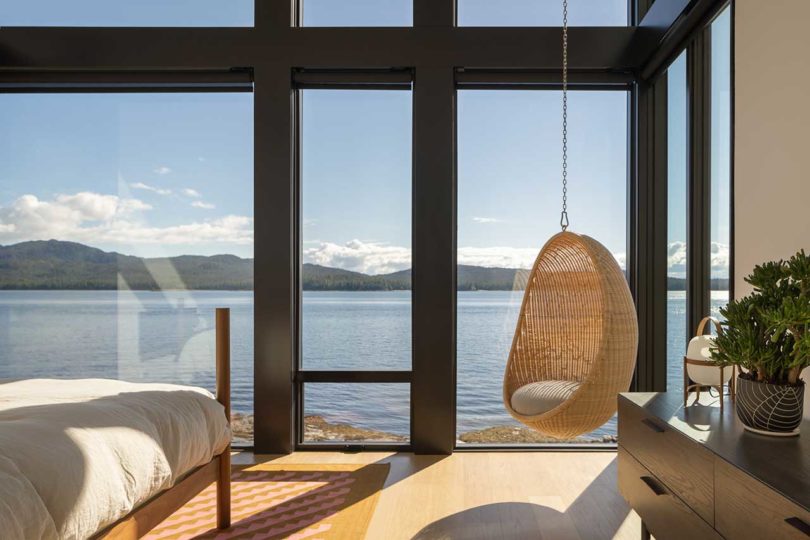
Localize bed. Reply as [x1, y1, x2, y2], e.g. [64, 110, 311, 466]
[0, 308, 232, 540]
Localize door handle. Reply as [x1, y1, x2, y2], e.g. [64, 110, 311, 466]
[640, 476, 667, 496]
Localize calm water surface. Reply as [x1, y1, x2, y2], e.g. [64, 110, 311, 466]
[0, 290, 727, 441]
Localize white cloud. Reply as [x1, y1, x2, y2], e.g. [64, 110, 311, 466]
[472, 217, 502, 224]
[710, 242, 730, 276]
[668, 241, 687, 276]
[102, 215, 252, 246]
[0, 192, 251, 248]
[304, 240, 411, 275]
[458, 246, 539, 269]
[182, 188, 202, 198]
[153, 166, 172, 175]
[130, 182, 172, 196]
[191, 201, 216, 210]
[302, 240, 630, 275]
[667, 241, 730, 278]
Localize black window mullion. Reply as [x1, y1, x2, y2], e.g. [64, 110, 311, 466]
[411, 66, 456, 454]
[297, 371, 412, 384]
[411, 0, 456, 455]
[254, 65, 297, 454]
[631, 75, 668, 393]
[687, 29, 712, 337]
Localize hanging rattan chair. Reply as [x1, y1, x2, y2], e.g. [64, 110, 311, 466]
[502, 231, 638, 440]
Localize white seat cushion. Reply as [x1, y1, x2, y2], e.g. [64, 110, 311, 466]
[510, 380, 581, 416]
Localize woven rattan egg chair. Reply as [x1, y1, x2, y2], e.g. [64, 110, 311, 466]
[502, 231, 638, 440]
[500, 0, 639, 440]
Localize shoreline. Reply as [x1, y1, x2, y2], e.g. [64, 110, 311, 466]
[231, 413, 617, 445]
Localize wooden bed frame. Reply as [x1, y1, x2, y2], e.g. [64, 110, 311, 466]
[96, 308, 232, 539]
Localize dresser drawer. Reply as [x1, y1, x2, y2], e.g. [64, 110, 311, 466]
[618, 398, 714, 524]
[716, 457, 810, 539]
[618, 447, 721, 540]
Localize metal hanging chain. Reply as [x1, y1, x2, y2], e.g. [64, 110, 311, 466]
[560, 0, 569, 232]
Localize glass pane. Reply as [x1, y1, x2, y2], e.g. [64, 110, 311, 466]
[1, 0, 253, 26]
[667, 52, 688, 394]
[710, 8, 732, 315]
[301, 90, 412, 371]
[303, 383, 410, 442]
[303, 0, 412, 27]
[458, 0, 628, 27]
[0, 93, 254, 444]
[456, 90, 628, 444]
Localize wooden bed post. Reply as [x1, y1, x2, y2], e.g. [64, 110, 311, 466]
[216, 307, 231, 529]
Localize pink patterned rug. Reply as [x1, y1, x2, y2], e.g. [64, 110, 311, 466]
[144, 463, 390, 540]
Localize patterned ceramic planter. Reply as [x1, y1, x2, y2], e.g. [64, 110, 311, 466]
[735, 375, 804, 436]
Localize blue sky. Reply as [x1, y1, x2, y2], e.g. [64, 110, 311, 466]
[300, 88, 629, 274]
[0, 0, 254, 27]
[0, 93, 254, 258]
[2, 0, 626, 27]
[457, 90, 628, 268]
[666, 8, 731, 278]
[0, 2, 729, 275]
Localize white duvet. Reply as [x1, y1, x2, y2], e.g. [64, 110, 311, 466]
[0, 378, 231, 540]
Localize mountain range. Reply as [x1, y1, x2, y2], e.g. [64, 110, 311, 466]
[0, 240, 728, 291]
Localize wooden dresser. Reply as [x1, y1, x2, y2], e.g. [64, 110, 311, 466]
[618, 392, 810, 540]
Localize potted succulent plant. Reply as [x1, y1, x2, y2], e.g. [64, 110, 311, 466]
[711, 250, 809, 436]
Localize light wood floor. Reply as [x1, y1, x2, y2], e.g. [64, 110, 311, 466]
[233, 451, 641, 540]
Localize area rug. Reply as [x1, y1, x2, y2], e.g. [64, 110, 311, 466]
[144, 463, 390, 540]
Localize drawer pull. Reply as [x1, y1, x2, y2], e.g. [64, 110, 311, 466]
[785, 517, 810, 536]
[640, 476, 667, 496]
[641, 418, 666, 433]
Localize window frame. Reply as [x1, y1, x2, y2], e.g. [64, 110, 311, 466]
[0, 79, 255, 446]
[0, 0, 734, 454]
[294, 73, 415, 451]
[453, 79, 633, 449]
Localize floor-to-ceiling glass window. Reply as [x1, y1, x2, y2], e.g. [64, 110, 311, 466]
[300, 89, 412, 443]
[456, 89, 628, 444]
[710, 8, 732, 314]
[667, 52, 688, 394]
[0, 92, 254, 443]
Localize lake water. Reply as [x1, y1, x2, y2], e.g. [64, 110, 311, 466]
[0, 289, 727, 442]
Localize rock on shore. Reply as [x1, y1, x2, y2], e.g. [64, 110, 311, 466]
[231, 413, 407, 444]
[230, 413, 616, 445]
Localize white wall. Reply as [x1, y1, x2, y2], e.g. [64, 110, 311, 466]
[735, 0, 810, 412]
[735, 0, 810, 296]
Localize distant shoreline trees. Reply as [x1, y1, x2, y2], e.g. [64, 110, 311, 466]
[0, 240, 729, 291]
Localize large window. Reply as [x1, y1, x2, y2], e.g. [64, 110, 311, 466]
[0, 92, 254, 442]
[456, 90, 628, 444]
[300, 89, 412, 443]
[1, 0, 253, 27]
[710, 8, 732, 314]
[667, 52, 688, 394]
[1, 0, 720, 453]
[666, 6, 732, 394]
[458, 0, 628, 27]
[303, 0, 412, 27]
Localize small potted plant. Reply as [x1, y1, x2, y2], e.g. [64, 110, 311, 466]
[711, 250, 809, 436]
